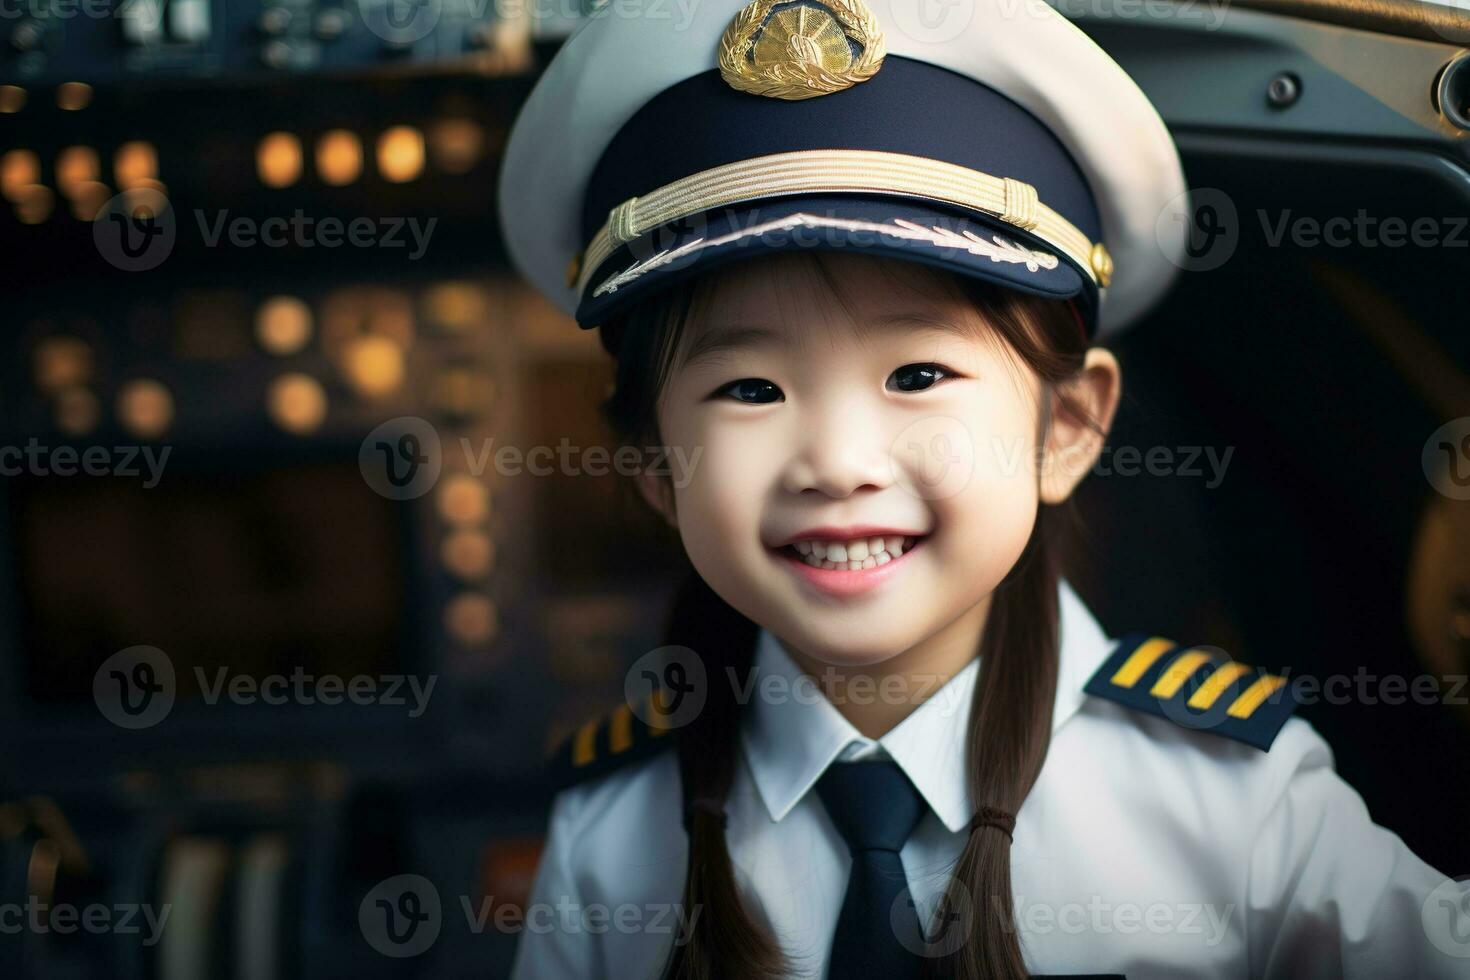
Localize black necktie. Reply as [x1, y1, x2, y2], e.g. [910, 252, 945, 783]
[815, 759, 929, 979]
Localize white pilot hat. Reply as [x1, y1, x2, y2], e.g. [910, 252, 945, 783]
[497, 0, 1188, 342]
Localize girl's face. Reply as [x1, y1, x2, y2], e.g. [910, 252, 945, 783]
[646, 251, 1096, 668]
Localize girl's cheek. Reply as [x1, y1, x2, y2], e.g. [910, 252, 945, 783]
[929, 393, 1040, 541]
[925, 383, 1039, 485]
[681, 413, 773, 492]
[664, 409, 777, 550]
[668, 427, 777, 627]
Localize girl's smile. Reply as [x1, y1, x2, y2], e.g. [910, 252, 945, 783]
[771, 527, 929, 598]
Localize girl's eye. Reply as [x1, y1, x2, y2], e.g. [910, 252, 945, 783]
[716, 378, 783, 404]
[887, 362, 950, 392]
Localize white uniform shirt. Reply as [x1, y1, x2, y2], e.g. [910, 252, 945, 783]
[511, 582, 1470, 978]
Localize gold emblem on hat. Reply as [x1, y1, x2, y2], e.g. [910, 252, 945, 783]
[719, 0, 885, 101]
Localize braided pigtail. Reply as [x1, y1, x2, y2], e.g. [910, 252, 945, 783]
[661, 572, 786, 980]
[923, 510, 1061, 979]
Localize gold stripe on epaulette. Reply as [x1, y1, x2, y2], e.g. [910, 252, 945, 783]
[1227, 675, 1287, 719]
[1110, 637, 1176, 688]
[609, 703, 634, 755]
[574, 149, 1105, 299]
[1187, 662, 1254, 710]
[571, 717, 599, 767]
[1149, 649, 1213, 699]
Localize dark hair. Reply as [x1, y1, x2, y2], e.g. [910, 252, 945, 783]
[601, 251, 1096, 980]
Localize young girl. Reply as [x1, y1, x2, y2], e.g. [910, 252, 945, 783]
[497, 1, 1470, 977]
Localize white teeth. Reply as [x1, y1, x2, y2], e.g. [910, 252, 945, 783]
[788, 533, 924, 569]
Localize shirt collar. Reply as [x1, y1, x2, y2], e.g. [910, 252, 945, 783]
[739, 578, 1114, 833]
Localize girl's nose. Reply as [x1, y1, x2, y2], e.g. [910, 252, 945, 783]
[780, 404, 894, 499]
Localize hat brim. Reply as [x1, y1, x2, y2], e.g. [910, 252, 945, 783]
[575, 192, 1093, 332]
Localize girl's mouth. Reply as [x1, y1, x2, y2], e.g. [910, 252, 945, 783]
[771, 532, 928, 597]
[784, 534, 921, 570]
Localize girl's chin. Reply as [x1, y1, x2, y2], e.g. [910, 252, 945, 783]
[797, 652, 908, 672]
[772, 624, 926, 670]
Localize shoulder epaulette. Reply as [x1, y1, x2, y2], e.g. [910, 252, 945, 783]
[1083, 634, 1299, 751]
[547, 693, 679, 791]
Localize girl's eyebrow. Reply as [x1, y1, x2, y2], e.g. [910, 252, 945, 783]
[682, 323, 783, 364]
[871, 311, 971, 335]
[683, 311, 968, 365]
